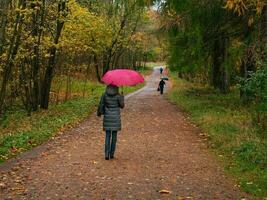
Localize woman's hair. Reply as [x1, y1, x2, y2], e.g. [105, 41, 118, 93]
[106, 85, 119, 94]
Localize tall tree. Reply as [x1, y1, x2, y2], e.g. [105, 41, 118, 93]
[40, 0, 68, 109]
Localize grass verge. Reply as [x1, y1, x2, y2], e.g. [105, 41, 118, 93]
[0, 80, 146, 163]
[167, 73, 267, 198]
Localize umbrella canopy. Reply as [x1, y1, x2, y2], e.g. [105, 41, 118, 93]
[161, 77, 169, 80]
[102, 69, 145, 87]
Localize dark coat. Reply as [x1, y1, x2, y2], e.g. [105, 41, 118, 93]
[98, 85, 124, 131]
[159, 80, 165, 89]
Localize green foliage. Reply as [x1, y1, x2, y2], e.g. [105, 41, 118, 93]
[162, 0, 234, 91]
[239, 65, 267, 101]
[239, 64, 267, 130]
[0, 0, 159, 115]
[235, 142, 267, 167]
[168, 72, 267, 197]
[160, 0, 266, 93]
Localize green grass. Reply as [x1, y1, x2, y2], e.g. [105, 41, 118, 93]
[145, 61, 166, 68]
[136, 66, 153, 76]
[0, 84, 104, 163]
[121, 83, 145, 94]
[50, 76, 103, 102]
[136, 62, 165, 76]
[167, 73, 267, 198]
[0, 77, 146, 163]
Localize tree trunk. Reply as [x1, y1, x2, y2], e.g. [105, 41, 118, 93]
[82, 74, 88, 98]
[102, 53, 112, 75]
[93, 54, 101, 82]
[132, 53, 137, 70]
[65, 71, 71, 101]
[212, 38, 221, 89]
[31, 0, 46, 111]
[260, 6, 267, 63]
[219, 37, 229, 93]
[239, 19, 256, 97]
[56, 79, 62, 104]
[114, 49, 124, 69]
[0, 0, 26, 116]
[20, 60, 33, 115]
[211, 34, 229, 93]
[40, 1, 67, 109]
[111, 52, 117, 69]
[0, 0, 9, 54]
[261, 6, 267, 44]
[143, 54, 147, 69]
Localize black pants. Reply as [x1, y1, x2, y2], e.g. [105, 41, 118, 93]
[160, 87, 164, 94]
[105, 131, 117, 158]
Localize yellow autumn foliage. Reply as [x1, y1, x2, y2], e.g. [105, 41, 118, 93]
[224, 0, 266, 15]
[61, 0, 113, 55]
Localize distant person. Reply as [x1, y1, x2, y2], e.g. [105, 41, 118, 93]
[158, 79, 166, 95]
[160, 67, 163, 74]
[164, 67, 169, 76]
[97, 85, 124, 160]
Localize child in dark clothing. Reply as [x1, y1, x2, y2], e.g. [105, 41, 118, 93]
[158, 79, 166, 95]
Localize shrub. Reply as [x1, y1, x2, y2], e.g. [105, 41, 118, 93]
[239, 64, 267, 132]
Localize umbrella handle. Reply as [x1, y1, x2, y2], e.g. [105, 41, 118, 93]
[122, 87, 124, 95]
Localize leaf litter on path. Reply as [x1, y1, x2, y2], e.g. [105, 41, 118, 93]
[0, 69, 250, 199]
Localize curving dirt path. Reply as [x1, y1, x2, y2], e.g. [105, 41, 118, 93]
[0, 68, 249, 200]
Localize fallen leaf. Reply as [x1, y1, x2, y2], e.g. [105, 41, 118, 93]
[159, 189, 171, 194]
[14, 179, 22, 184]
[41, 152, 48, 157]
[0, 182, 7, 189]
[10, 147, 18, 153]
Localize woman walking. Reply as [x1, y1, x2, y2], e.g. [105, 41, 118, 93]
[97, 85, 124, 160]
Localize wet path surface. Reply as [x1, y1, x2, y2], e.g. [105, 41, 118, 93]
[0, 68, 248, 200]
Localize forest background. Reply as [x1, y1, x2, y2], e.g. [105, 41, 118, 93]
[0, 0, 266, 198]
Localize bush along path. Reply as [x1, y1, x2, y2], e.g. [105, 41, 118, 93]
[0, 68, 249, 199]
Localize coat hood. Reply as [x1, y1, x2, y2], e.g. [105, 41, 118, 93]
[106, 85, 119, 96]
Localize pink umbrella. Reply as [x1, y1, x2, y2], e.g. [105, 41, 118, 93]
[102, 69, 145, 86]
